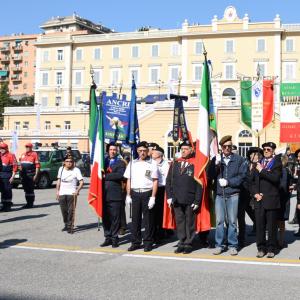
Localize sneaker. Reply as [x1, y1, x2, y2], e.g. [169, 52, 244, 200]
[266, 252, 275, 258]
[256, 250, 266, 258]
[229, 248, 238, 256]
[213, 247, 223, 255]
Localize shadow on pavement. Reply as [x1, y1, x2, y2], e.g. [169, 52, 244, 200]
[32, 202, 59, 209]
[74, 222, 100, 233]
[0, 238, 28, 249]
[0, 214, 48, 224]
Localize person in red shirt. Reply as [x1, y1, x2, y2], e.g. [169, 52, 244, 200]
[0, 143, 18, 211]
[19, 143, 40, 209]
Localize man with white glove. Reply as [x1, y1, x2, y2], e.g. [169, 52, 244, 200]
[124, 141, 158, 252]
[208, 135, 246, 256]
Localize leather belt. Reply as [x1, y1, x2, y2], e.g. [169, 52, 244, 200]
[132, 188, 152, 193]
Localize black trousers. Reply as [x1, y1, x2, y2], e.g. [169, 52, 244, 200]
[173, 203, 195, 247]
[238, 194, 255, 242]
[154, 186, 165, 239]
[21, 175, 35, 204]
[0, 177, 13, 204]
[120, 200, 127, 230]
[103, 200, 122, 241]
[59, 195, 76, 229]
[255, 203, 278, 252]
[131, 190, 154, 247]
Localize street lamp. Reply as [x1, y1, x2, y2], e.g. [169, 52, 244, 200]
[156, 79, 164, 99]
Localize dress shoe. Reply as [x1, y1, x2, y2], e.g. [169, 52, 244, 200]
[100, 239, 112, 247]
[174, 246, 185, 254]
[256, 250, 266, 258]
[144, 245, 152, 252]
[266, 252, 275, 258]
[61, 226, 68, 232]
[127, 244, 141, 251]
[112, 240, 119, 248]
[183, 246, 193, 254]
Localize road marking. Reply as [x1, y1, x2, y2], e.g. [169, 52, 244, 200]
[9, 243, 300, 267]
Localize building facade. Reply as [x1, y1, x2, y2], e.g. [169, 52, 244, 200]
[1, 7, 300, 156]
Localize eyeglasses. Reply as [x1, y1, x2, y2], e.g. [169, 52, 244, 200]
[263, 148, 272, 152]
[222, 144, 232, 149]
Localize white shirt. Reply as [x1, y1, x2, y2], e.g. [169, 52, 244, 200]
[124, 158, 158, 189]
[156, 159, 170, 187]
[57, 166, 83, 196]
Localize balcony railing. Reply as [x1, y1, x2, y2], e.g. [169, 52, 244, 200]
[12, 55, 22, 61]
[4, 105, 89, 114]
[0, 77, 9, 82]
[0, 47, 10, 52]
[0, 129, 88, 137]
[12, 66, 22, 72]
[0, 56, 10, 62]
[12, 45, 23, 51]
[11, 75, 22, 81]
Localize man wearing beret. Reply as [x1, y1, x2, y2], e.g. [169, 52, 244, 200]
[151, 144, 170, 243]
[124, 141, 158, 252]
[166, 140, 203, 254]
[208, 135, 246, 255]
[253, 142, 282, 258]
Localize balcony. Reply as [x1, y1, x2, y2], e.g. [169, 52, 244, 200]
[12, 55, 22, 61]
[12, 45, 23, 51]
[12, 66, 22, 72]
[4, 105, 89, 114]
[11, 75, 22, 82]
[0, 47, 10, 52]
[0, 77, 9, 82]
[0, 56, 10, 63]
[0, 129, 88, 138]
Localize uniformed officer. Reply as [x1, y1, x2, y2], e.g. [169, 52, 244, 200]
[151, 144, 170, 242]
[124, 141, 158, 252]
[101, 142, 126, 248]
[20, 143, 40, 208]
[0, 143, 17, 211]
[166, 140, 203, 254]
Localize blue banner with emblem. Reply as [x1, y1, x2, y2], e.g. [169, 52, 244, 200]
[102, 92, 131, 143]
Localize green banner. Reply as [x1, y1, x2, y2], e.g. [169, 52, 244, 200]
[280, 83, 300, 98]
[241, 81, 252, 129]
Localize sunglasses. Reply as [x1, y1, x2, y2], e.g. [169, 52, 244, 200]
[222, 144, 232, 149]
[263, 148, 272, 152]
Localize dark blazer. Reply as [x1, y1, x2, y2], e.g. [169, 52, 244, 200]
[165, 160, 203, 206]
[253, 156, 282, 210]
[104, 159, 126, 201]
[297, 176, 300, 205]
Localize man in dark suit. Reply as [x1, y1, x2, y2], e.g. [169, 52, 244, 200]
[166, 140, 203, 254]
[253, 142, 282, 258]
[100, 142, 126, 248]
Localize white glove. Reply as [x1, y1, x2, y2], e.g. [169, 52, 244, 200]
[148, 196, 155, 209]
[215, 154, 221, 165]
[219, 178, 228, 187]
[126, 195, 132, 205]
[167, 198, 173, 208]
[191, 203, 199, 211]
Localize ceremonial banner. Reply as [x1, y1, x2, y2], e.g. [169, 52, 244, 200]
[172, 96, 190, 142]
[88, 87, 104, 218]
[103, 93, 130, 143]
[280, 83, 300, 142]
[241, 80, 274, 131]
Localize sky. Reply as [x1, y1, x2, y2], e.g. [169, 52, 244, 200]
[0, 0, 300, 35]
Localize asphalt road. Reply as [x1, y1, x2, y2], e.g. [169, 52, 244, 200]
[1, 180, 300, 299]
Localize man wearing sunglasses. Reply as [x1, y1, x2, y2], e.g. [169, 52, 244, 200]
[253, 142, 282, 258]
[124, 141, 158, 252]
[208, 135, 246, 256]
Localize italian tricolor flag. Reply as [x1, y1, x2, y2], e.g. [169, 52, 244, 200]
[241, 80, 274, 131]
[88, 86, 104, 218]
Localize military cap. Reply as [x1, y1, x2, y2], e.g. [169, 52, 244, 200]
[148, 142, 159, 148]
[136, 141, 149, 149]
[0, 143, 8, 149]
[179, 140, 192, 149]
[152, 145, 164, 154]
[25, 142, 33, 148]
[262, 142, 276, 150]
[247, 147, 263, 160]
[219, 135, 232, 146]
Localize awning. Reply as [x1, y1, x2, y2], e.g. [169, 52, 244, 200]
[0, 70, 8, 77]
[143, 94, 168, 104]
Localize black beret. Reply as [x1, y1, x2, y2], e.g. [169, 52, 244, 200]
[148, 142, 159, 148]
[136, 141, 149, 149]
[152, 145, 164, 154]
[179, 140, 192, 149]
[247, 147, 263, 160]
[219, 135, 232, 146]
[262, 142, 276, 150]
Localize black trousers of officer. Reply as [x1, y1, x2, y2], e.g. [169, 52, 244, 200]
[103, 200, 122, 241]
[255, 202, 278, 252]
[59, 195, 76, 229]
[173, 203, 195, 247]
[21, 175, 35, 205]
[120, 199, 127, 230]
[0, 177, 13, 206]
[154, 186, 165, 240]
[131, 190, 155, 247]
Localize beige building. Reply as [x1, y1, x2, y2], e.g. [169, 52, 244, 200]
[1, 7, 300, 157]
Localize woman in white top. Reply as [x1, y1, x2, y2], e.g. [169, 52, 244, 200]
[56, 156, 84, 233]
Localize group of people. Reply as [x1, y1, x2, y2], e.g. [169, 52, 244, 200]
[96, 136, 300, 258]
[1, 136, 300, 259]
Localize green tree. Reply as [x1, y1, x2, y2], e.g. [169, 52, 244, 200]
[0, 82, 12, 128]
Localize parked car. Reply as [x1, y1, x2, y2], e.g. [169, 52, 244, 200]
[60, 148, 86, 175]
[81, 152, 91, 177]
